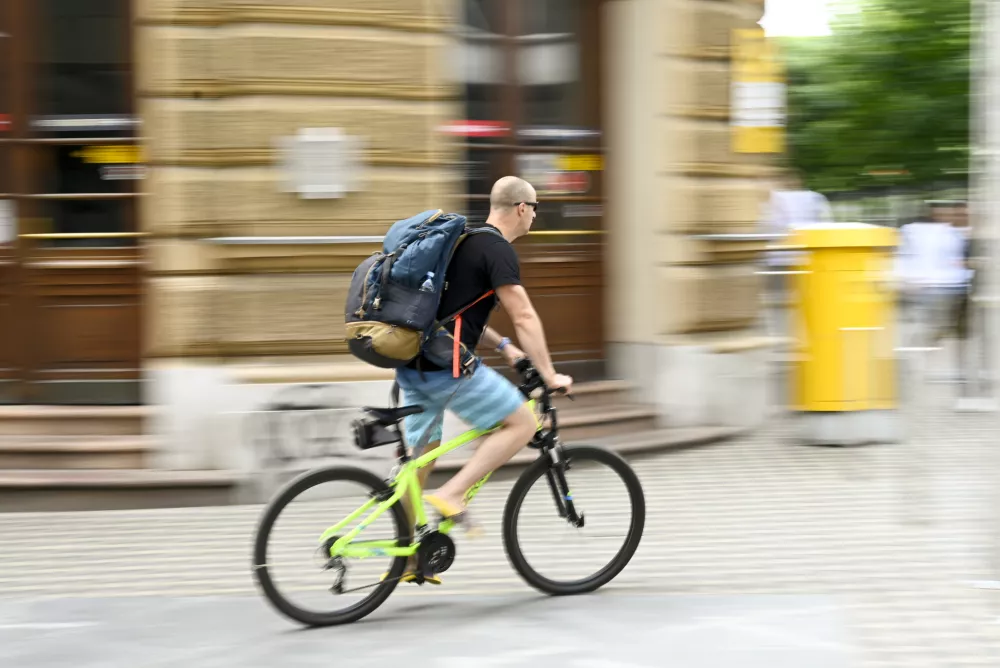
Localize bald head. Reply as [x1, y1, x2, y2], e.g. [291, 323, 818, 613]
[484, 176, 537, 240]
[490, 176, 535, 210]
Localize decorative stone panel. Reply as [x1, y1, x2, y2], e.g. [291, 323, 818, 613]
[659, 0, 759, 59]
[661, 119, 769, 172]
[143, 98, 459, 166]
[214, 274, 351, 354]
[664, 60, 729, 119]
[136, 27, 221, 97]
[215, 168, 460, 236]
[147, 239, 219, 275]
[658, 265, 761, 334]
[658, 234, 767, 266]
[142, 167, 221, 237]
[138, 0, 454, 31]
[223, 0, 454, 31]
[144, 167, 462, 238]
[146, 276, 223, 356]
[218, 25, 453, 99]
[661, 176, 763, 234]
[136, 0, 224, 24]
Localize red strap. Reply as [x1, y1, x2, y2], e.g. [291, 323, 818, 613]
[453, 316, 463, 377]
[453, 290, 494, 319]
[448, 290, 493, 378]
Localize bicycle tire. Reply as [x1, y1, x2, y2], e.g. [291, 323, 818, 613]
[251, 465, 409, 627]
[502, 445, 645, 595]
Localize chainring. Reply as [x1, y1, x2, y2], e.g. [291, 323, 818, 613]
[417, 531, 456, 575]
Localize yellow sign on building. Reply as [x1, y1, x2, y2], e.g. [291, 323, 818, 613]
[71, 145, 145, 165]
[731, 28, 786, 153]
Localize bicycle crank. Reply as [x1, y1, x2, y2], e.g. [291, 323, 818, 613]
[417, 531, 456, 578]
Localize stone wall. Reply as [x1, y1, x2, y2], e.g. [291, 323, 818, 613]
[657, 0, 771, 336]
[137, 0, 777, 468]
[605, 0, 776, 429]
[137, 0, 463, 360]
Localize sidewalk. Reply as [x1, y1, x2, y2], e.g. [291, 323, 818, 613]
[0, 379, 997, 665]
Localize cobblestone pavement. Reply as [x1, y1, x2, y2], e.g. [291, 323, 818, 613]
[1, 381, 999, 666]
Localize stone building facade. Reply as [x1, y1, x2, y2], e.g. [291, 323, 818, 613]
[141, 0, 777, 469]
[1, 0, 776, 476]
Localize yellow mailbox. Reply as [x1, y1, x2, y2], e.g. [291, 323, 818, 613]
[787, 224, 898, 421]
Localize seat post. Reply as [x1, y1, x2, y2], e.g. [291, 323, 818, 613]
[394, 424, 410, 462]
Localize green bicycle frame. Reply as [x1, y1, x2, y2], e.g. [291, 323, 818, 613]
[318, 398, 540, 560]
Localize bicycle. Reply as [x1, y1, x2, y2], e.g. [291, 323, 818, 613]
[251, 358, 646, 627]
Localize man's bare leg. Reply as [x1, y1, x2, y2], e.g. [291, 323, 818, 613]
[401, 456, 436, 529]
[400, 453, 437, 572]
[424, 402, 536, 512]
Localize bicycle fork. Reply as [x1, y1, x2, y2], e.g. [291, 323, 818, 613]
[545, 446, 585, 528]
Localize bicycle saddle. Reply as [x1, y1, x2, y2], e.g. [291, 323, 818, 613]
[362, 405, 424, 425]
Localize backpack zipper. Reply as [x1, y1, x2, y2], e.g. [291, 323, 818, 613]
[358, 253, 383, 315]
[416, 209, 444, 229]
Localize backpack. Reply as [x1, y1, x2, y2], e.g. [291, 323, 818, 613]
[344, 209, 502, 377]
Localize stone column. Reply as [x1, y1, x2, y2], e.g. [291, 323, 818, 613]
[605, 0, 774, 430]
[134, 0, 463, 468]
[976, 0, 1000, 582]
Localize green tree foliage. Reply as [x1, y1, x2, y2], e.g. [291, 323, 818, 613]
[782, 0, 971, 193]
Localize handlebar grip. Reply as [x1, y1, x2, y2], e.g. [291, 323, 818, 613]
[513, 357, 571, 399]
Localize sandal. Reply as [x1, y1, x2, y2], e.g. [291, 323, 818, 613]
[423, 494, 483, 537]
[422, 493, 465, 520]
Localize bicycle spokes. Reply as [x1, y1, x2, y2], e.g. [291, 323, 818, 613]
[257, 474, 404, 619]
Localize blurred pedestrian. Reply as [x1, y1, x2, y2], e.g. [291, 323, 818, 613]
[895, 200, 972, 382]
[949, 201, 992, 405]
[760, 170, 834, 339]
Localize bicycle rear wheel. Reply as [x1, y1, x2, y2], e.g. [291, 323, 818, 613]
[252, 466, 409, 627]
[502, 445, 645, 595]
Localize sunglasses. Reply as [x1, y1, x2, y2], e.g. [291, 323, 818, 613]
[513, 201, 538, 210]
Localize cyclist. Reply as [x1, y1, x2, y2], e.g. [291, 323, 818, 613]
[394, 175, 573, 583]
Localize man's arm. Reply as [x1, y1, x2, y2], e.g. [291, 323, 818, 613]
[482, 326, 525, 365]
[480, 326, 504, 350]
[494, 284, 557, 384]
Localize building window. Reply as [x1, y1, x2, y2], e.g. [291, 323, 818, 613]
[453, 0, 603, 231]
[0, 0, 142, 247]
[35, 0, 132, 119]
[518, 0, 584, 130]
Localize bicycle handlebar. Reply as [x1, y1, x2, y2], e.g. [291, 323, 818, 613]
[513, 357, 573, 401]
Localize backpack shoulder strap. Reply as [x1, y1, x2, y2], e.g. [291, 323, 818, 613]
[439, 224, 498, 280]
[431, 224, 505, 327]
[444, 224, 502, 265]
[465, 225, 503, 239]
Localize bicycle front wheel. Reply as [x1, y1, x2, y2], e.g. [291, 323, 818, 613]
[252, 466, 409, 627]
[502, 445, 645, 595]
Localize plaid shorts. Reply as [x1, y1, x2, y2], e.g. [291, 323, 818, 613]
[395, 361, 527, 455]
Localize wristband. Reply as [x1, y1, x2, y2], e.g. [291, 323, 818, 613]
[496, 337, 512, 353]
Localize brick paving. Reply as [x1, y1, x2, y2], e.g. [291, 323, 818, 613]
[0, 377, 998, 665]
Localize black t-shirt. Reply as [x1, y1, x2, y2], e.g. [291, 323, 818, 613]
[408, 226, 521, 370]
